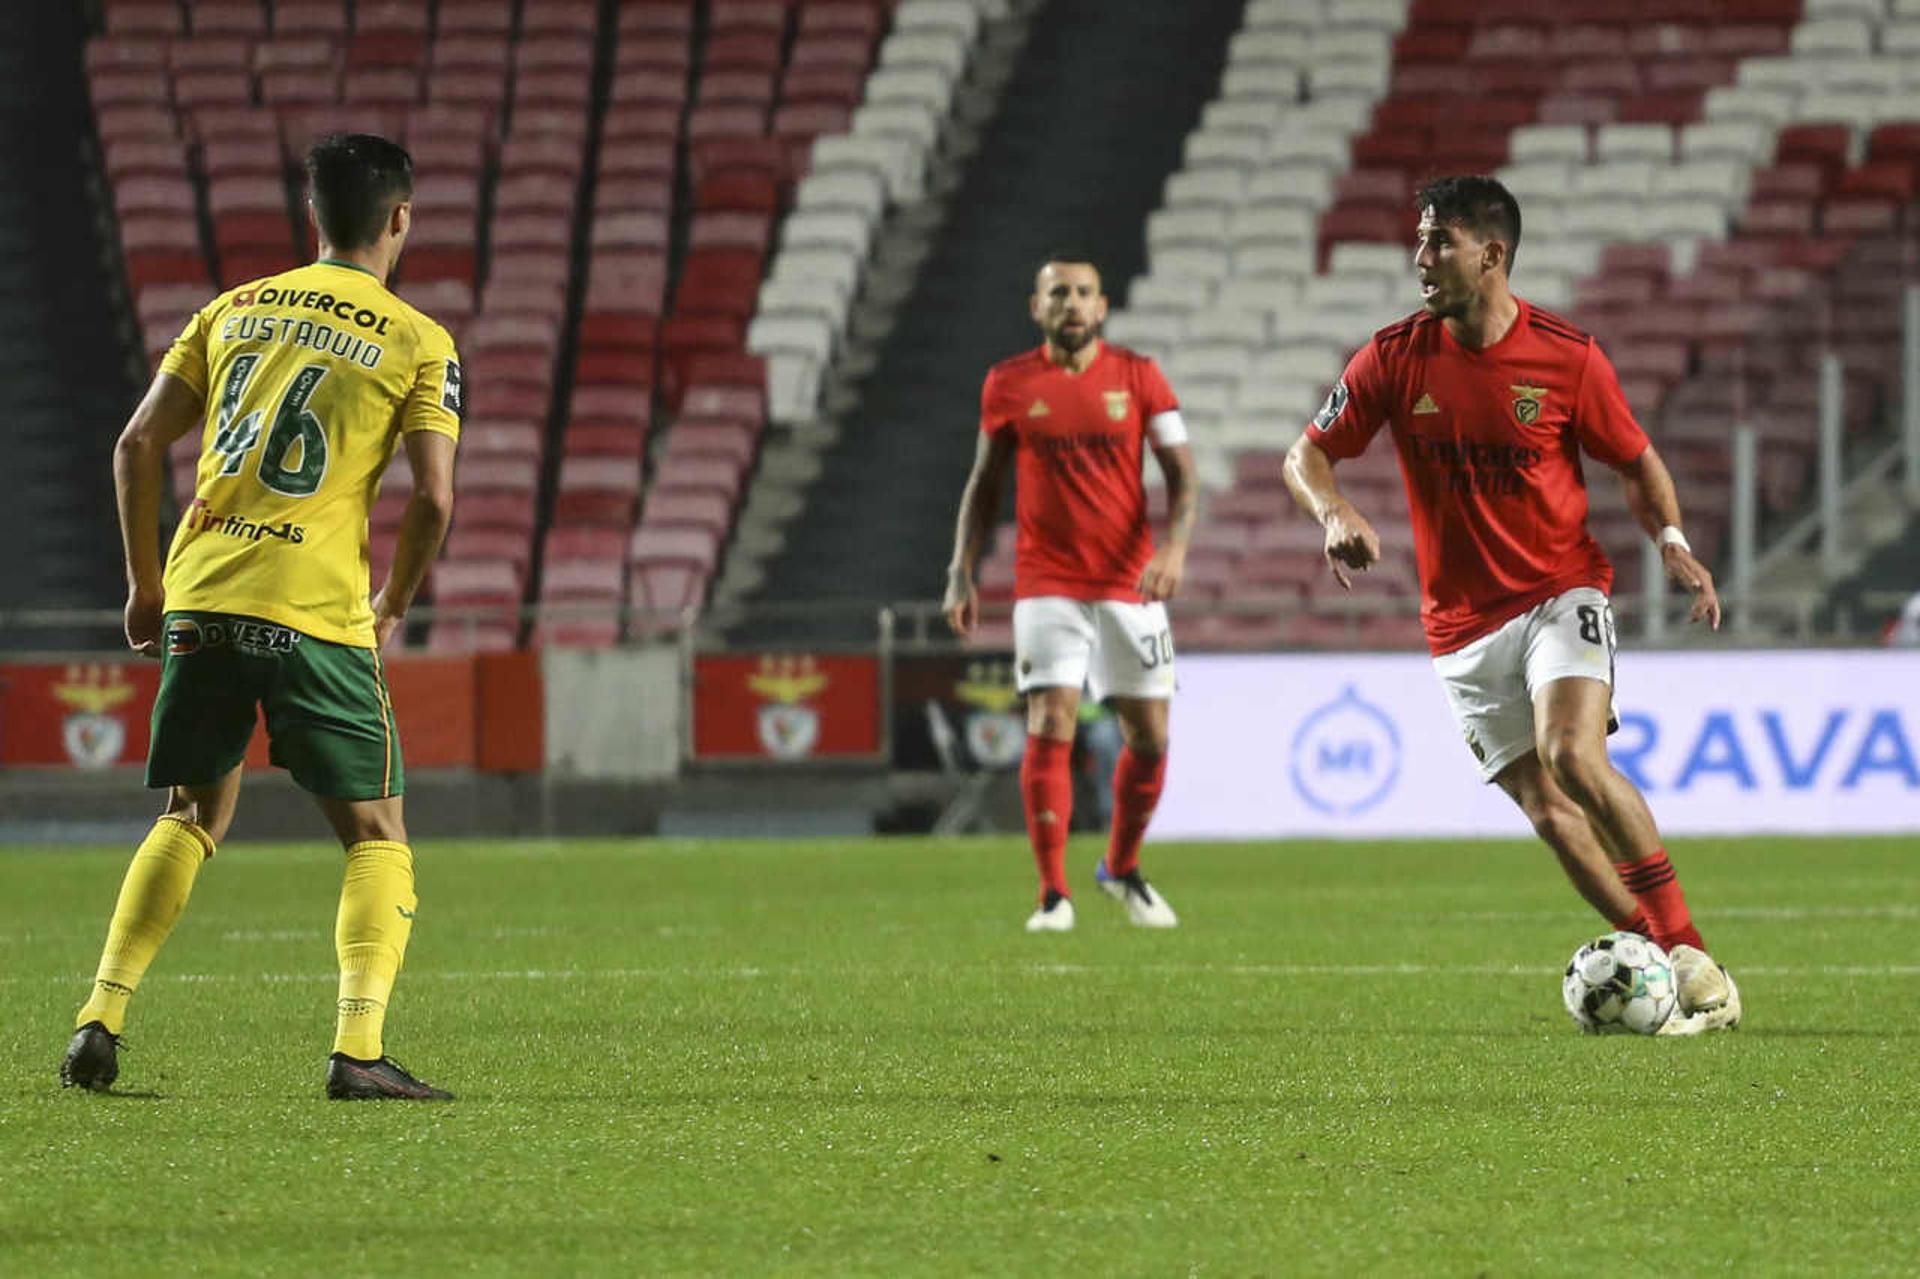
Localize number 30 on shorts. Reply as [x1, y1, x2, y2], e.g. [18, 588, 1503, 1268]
[1138, 629, 1174, 669]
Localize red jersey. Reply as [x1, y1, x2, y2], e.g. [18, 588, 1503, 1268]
[1306, 299, 1649, 655]
[980, 342, 1179, 601]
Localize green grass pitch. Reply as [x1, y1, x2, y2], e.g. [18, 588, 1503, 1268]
[3, 834, 1918, 1275]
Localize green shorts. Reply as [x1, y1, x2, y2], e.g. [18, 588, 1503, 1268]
[147, 612, 405, 800]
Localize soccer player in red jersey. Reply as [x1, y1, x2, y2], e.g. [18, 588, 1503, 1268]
[944, 254, 1198, 932]
[1283, 176, 1741, 1033]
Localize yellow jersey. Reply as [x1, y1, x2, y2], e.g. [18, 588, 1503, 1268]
[157, 259, 463, 647]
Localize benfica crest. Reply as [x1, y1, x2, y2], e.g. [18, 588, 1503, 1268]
[1103, 389, 1130, 421]
[747, 655, 830, 760]
[954, 661, 1024, 770]
[53, 665, 137, 769]
[1511, 384, 1548, 425]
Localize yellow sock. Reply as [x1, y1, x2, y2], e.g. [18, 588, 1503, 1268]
[332, 840, 417, 1061]
[76, 815, 215, 1035]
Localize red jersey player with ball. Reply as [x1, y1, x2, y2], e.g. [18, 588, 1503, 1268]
[1283, 177, 1741, 1034]
[945, 255, 1198, 933]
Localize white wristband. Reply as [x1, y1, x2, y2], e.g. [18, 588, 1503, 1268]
[1657, 525, 1691, 554]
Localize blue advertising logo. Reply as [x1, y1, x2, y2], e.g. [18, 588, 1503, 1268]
[1290, 685, 1402, 816]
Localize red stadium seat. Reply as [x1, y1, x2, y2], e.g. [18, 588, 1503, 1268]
[710, 0, 790, 35]
[780, 65, 867, 109]
[592, 209, 672, 252]
[694, 170, 780, 214]
[436, 0, 514, 35]
[639, 489, 733, 537]
[515, 70, 595, 108]
[175, 70, 255, 110]
[618, 0, 695, 38]
[700, 68, 779, 110]
[105, 138, 192, 182]
[704, 31, 782, 74]
[516, 36, 594, 75]
[601, 137, 678, 180]
[500, 132, 586, 177]
[105, 0, 185, 38]
[356, 0, 430, 34]
[544, 525, 629, 562]
[786, 34, 871, 73]
[88, 36, 168, 73]
[798, 3, 883, 41]
[271, 2, 348, 39]
[497, 172, 580, 217]
[771, 102, 852, 146]
[597, 176, 676, 215]
[519, 0, 597, 38]
[572, 383, 653, 430]
[688, 210, 772, 252]
[690, 136, 787, 184]
[342, 67, 423, 108]
[575, 347, 655, 389]
[603, 105, 685, 143]
[171, 37, 256, 74]
[346, 32, 424, 71]
[687, 103, 771, 141]
[554, 456, 643, 525]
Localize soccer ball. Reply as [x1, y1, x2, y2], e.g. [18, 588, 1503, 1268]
[1562, 932, 1677, 1035]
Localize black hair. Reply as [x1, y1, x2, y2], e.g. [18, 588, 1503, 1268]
[1035, 251, 1103, 290]
[1413, 175, 1522, 274]
[305, 133, 414, 250]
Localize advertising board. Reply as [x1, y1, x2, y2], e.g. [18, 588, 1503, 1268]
[1155, 651, 1920, 837]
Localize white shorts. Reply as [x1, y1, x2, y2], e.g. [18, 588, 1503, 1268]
[1431, 586, 1617, 783]
[1013, 597, 1176, 702]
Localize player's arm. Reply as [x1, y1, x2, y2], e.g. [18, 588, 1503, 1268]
[1613, 443, 1721, 630]
[372, 429, 457, 649]
[113, 372, 206, 655]
[1140, 439, 1197, 602]
[1283, 433, 1380, 590]
[943, 429, 1016, 636]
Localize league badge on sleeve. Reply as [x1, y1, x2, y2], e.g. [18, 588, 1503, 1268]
[1312, 380, 1350, 430]
[441, 359, 465, 418]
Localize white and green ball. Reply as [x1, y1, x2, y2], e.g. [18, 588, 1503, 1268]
[1562, 932, 1678, 1035]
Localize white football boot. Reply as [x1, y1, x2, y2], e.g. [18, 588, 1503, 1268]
[1025, 894, 1075, 933]
[1663, 944, 1743, 1033]
[1094, 861, 1178, 929]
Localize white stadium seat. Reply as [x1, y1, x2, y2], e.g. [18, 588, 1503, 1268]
[1185, 308, 1274, 346]
[1703, 85, 1800, 127]
[1148, 207, 1230, 252]
[1679, 120, 1774, 164]
[1165, 168, 1249, 210]
[1594, 123, 1675, 163]
[1653, 160, 1749, 205]
[1184, 128, 1267, 172]
[1231, 204, 1315, 250]
[1791, 17, 1876, 56]
[1574, 160, 1659, 198]
[1510, 124, 1590, 165]
[794, 171, 887, 222]
[1246, 165, 1335, 208]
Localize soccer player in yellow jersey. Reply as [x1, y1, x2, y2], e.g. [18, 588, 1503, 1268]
[61, 135, 462, 1100]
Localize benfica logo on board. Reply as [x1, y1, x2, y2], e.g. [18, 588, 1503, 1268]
[52, 665, 137, 769]
[747, 656, 829, 760]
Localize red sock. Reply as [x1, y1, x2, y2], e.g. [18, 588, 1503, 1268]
[1021, 735, 1073, 901]
[1105, 747, 1167, 878]
[1613, 850, 1706, 952]
[1610, 909, 1654, 939]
